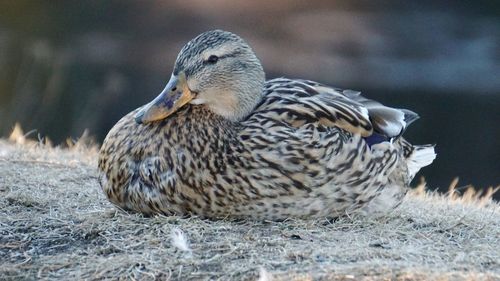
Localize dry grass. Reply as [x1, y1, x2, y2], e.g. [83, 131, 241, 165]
[0, 131, 499, 280]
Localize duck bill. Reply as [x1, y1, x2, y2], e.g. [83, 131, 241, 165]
[135, 73, 194, 124]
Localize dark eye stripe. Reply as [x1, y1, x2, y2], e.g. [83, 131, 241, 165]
[206, 55, 219, 64]
[204, 49, 244, 65]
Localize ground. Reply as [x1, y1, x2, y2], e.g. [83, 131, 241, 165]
[0, 135, 498, 281]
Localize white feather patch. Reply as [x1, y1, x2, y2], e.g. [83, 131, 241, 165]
[257, 267, 273, 281]
[170, 228, 192, 254]
[407, 145, 436, 179]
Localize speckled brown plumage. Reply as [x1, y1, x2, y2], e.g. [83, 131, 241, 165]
[98, 30, 435, 220]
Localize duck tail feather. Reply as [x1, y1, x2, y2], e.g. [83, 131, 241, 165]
[407, 144, 436, 179]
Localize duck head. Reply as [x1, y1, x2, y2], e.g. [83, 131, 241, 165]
[135, 30, 265, 124]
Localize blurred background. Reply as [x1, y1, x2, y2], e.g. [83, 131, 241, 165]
[0, 1, 498, 197]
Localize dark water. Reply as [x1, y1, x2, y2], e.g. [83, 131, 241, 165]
[0, 1, 498, 198]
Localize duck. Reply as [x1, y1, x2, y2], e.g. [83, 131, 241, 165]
[98, 30, 436, 220]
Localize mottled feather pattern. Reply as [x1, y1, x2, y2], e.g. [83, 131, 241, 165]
[99, 78, 428, 220]
[259, 78, 373, 137]
[98, 30, 435, 220]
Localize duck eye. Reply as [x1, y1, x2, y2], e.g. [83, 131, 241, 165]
[206, 55, 219, 64]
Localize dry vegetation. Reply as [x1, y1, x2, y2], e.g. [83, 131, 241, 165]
[0, 129, 499, 280]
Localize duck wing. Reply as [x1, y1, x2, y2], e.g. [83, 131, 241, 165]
[256, 78, 418, 142]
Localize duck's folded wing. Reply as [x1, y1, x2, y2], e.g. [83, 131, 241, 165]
[340, 88, 419, 138]
[259, 78, 417, 139]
